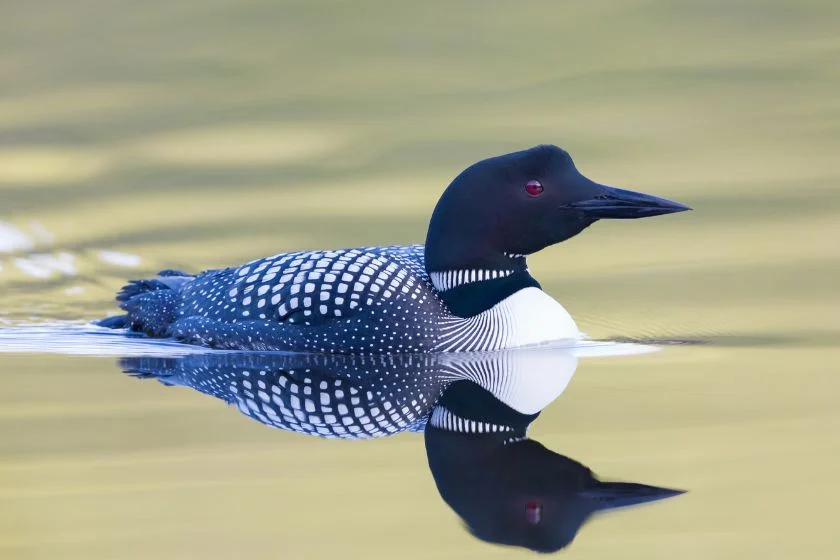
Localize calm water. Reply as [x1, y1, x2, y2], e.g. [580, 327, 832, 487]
[2, 1, 840, 558]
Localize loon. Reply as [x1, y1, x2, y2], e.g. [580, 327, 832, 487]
[121, 346, 580, 439]
[123, 349, 684, 552]
[101, 145, 690, 353]
[426, 380, 685, 553]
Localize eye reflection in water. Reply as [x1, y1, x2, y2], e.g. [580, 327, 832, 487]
[425, 378, 685, 553]
[122, 347, 684, 553]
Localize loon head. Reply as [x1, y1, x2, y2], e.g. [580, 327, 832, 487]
[448, 441, 685, 553]
[425, 144, 690, 275]
[425, 382, 685, 552]
[425, 378, 685, 553]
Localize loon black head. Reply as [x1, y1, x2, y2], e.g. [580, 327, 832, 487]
[440, 440, 686, 553]
[425, 381, 685, 553]
[424, 145, 690, 301]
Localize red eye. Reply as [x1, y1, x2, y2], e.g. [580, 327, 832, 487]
[525, 500, 543, 524]
[525, 180, 544, 196]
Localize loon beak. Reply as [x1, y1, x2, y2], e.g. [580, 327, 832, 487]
[568, 185, 691, 219]
[580, 481, 686, 510]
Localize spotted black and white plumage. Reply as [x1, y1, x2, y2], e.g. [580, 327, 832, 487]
[107, 245, 579, 354]
[121, 346, 580, 440]
[124, 351, 443, 439]
[101, 145, 689, 352]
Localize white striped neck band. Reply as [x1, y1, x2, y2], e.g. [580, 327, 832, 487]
[430, 406, 516, 434]
[429, 268, 516, 292]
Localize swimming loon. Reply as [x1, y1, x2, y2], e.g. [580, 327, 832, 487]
[122, 345, 579, 439]
[426, 380, 685, 553]
[101, 144, 689, 353]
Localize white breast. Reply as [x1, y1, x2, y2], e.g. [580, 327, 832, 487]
[491, 287, 580, 347]
[441, 346, 579, 413]
[436, 287, 580, 352]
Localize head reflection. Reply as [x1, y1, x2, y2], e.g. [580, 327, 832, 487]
[424, 378, 684, 553]
[122, 346, 684, 552]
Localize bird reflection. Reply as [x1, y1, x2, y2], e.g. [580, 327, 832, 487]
[122, 347, 684, 552]
[425, 378, 685, 553]
[120, 347, 577, 439]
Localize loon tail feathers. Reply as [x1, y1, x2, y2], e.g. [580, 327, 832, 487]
[114, 269, 194, 303]
[119, 289, 180, 337]
[120, 356, 182, 386]
[115, 279, 171, 303]
[98, 269, 194, 336]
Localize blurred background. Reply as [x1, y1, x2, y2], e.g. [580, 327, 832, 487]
[1, 1, 839, 558]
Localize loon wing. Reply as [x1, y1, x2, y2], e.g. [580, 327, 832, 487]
[103, 245, 440, 350]
[219, 245, 431, 327]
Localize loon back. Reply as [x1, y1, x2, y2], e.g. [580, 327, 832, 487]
[99, 145, 689, 353]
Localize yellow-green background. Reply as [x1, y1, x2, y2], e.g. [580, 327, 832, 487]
[1, 1, 839, 558]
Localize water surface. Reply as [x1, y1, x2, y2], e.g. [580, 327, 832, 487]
[2, 1, 839, 558]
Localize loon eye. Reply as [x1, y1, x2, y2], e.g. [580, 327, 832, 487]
[525, 180, 544, 196]
[525, 500, 543, 524]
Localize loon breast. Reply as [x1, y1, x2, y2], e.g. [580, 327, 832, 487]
[436, 288, 580, 352]
[493, 288, 580, 347]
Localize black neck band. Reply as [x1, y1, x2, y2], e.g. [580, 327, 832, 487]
[437, 270, 541, 317]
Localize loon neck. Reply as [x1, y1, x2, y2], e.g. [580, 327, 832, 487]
[428, 256, 540, 317]
[429, 380, 538, 441]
